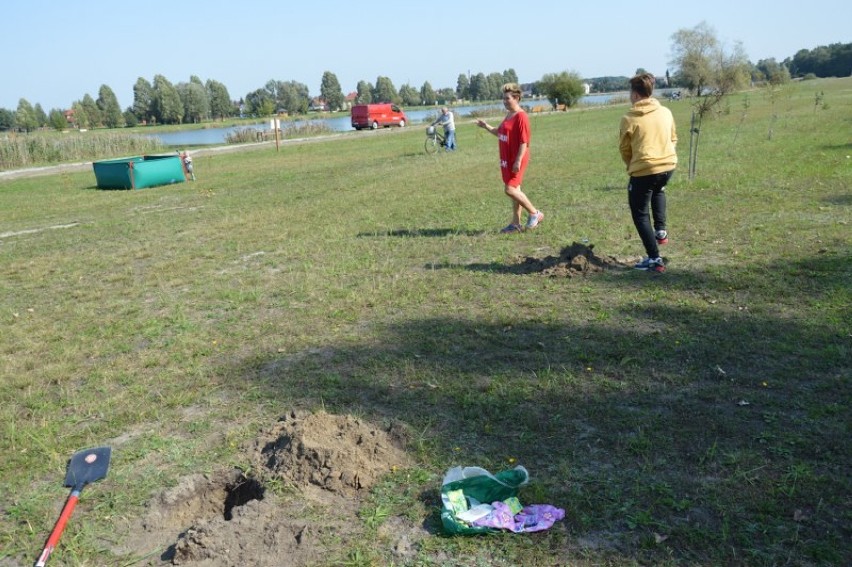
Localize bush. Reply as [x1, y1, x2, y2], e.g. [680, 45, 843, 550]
[225, 127, 261, 144]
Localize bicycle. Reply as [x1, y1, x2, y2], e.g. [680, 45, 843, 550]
[424, 126, 446, 154]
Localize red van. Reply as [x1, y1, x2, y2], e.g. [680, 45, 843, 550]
[351, 103, 407, 130]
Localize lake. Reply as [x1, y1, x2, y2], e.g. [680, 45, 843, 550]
[151, 92, 627, 146]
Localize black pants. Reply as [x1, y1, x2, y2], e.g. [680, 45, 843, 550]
[628, 170, 673, 258]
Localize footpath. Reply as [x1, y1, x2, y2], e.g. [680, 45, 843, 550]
[0, 141, 273, 182]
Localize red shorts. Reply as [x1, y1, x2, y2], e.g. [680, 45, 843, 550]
[502, 166, 526, 187]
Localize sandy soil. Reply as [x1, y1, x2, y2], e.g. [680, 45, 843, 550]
[113, 410, 417, 566]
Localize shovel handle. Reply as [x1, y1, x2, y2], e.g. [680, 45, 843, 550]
[34, 490, 80, 567]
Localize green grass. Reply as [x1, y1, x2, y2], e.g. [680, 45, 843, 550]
[1, 77, 850, 566]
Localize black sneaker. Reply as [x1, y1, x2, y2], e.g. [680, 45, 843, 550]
[655, 230, 669, 245]
[634, 257, 665, 273]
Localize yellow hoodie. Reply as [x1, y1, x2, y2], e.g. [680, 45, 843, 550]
[619, 97, 678, 177]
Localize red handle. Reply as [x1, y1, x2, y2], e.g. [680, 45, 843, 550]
[34, 491, 79, 567]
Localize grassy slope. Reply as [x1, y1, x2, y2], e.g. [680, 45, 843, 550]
[1, 78, 850, 566]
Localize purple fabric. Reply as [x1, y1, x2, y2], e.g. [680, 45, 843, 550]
[471, 502, 565, 533]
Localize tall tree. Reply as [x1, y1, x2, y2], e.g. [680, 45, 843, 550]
[398, 84, 419, 106]
[755, 58, 791, 85]
[356, 80, 373, 104]
[245, 88, 275, 116]
[716, 41, 752, 93]
[71, 101, 89, 129]
[372, 76, 399, 104]
[177, 80, 209, 123]
[123, 108, 139, 127]
[786, 42, 852, 77]
[486, 72, 505, 100]
[420, 81, 437, 105]
[132, 77, 154, 123]
[152, 75, 183, 124]
[469, 73, 487, 101]
[0, 108, 15, 130]
[15, 98, 38, 132]
[206, 79, 233, 121]
[97, 84, 125, 128]
[33, 103, 48, 128]
[538, 71, 585, 107]
[48, 108, 68, 130]
[669, 21, 720, 96]
[456, 73, 470, 100]
[320, 71, 345, 111]
[502, 68, 519, 85]
[436, 88, 456, 105]
[275, 80, 310, 114]
[79, 94, 101, 128]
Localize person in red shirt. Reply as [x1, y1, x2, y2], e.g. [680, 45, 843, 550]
[477, 83, 544, 233]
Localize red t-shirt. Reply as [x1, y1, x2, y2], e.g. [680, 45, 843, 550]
[497, 111, 531, 186]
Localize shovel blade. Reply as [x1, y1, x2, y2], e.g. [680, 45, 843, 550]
[64, 446, 111, 490]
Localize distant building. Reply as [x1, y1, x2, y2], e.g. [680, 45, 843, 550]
[343, 92, 358, 110]
[582, 83, 591, 94]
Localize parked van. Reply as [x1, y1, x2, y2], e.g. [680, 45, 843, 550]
[351, 103, 408, 130]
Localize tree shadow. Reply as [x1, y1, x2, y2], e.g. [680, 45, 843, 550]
[428, 242, 631, 276]
[822, 193, 852, 206]
[224, 252, 849, 563]
[357, 227, 488, 238]
[819, 142, 852, 151]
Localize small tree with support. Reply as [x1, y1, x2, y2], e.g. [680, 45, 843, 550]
[670, 22, 751, 180]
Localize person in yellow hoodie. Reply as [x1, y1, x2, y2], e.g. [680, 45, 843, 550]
[619, 73, 678, 273]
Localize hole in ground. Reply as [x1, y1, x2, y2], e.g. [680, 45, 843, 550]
[223, 474, 265, 521]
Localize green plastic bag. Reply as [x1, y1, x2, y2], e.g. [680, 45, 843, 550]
[440, 465, 529, 535]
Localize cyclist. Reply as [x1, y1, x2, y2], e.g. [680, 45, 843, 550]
[430, 107, 456, 151]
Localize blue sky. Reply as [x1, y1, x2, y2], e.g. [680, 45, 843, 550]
[2, 0, 849, 111]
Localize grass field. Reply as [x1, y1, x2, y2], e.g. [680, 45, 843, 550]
[1, 77, 850, 566]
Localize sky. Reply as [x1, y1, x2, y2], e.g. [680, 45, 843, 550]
[1, 0, 849, 111]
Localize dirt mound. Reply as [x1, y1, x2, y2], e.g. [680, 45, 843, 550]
[251, 410, 411, 497]
[120, 410, 416, 566]
[512, 242, 627, 277]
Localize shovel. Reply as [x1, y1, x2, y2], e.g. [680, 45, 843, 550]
[34, 446, 111, 567]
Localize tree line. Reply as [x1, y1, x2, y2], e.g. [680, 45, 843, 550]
[0, 68, 523, 133]
[1, 35, 848, 133]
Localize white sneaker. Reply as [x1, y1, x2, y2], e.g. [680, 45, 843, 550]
[525, 210, 544, 230]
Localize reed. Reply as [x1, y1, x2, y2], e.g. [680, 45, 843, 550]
[0, 130, 164, 170]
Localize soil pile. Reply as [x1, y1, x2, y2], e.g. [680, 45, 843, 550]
[121, 410, 414, 566]
[512, 242, 627, 277]
[251, 411, 411, 497]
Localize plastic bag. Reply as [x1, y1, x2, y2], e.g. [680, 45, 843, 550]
[440, 465, 529, 535]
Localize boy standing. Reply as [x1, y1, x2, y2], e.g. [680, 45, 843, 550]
[619, 73, 677, 272]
